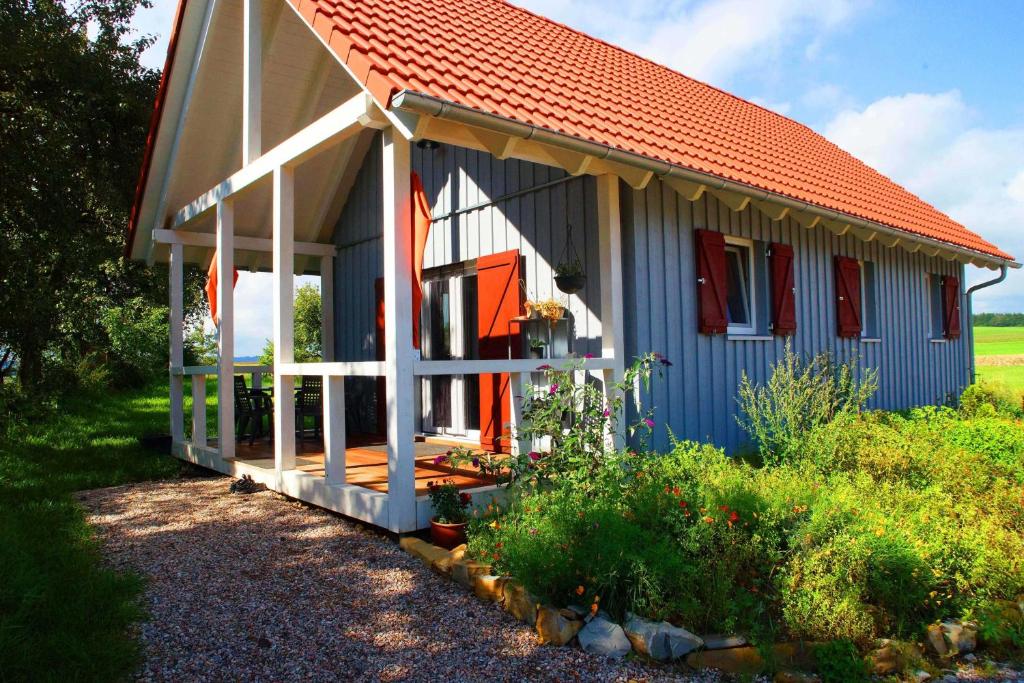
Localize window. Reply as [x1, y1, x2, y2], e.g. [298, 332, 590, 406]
[724, 238, 756, 334]
[860, 260, 878, 338]
[927, 273, 945, 339]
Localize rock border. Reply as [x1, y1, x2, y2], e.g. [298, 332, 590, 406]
[399, 536, 789, 672]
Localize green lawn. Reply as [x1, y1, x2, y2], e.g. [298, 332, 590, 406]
[0, 382, 186, 681]
[974, 326, 1024, 356]
[974, 326, 1024, 392]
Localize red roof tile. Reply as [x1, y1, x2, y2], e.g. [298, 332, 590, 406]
[289, 0, 1012, 261]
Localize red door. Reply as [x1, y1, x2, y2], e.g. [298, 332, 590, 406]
[477, 250, 522, 453]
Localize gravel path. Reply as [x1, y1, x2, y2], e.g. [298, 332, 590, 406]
[78, 477, 721, 683]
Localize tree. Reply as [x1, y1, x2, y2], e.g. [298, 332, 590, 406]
[259, 284, 322, 364]
[0, 0, 204, 390]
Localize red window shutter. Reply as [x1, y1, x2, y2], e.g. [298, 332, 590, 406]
[374, 277, 386, 437]
[694, 229, 728, 334]
[834, 256, 862, 338]
[942, 275, 962, 339]
[477, 249, 523, 454]
[769, 243, 797, 336]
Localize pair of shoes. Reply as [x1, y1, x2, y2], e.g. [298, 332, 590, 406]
[229, 474, 265, 494]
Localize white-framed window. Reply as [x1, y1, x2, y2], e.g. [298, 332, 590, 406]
[724, 236, 756, 335]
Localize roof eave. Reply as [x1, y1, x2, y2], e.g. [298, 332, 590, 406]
[392, 90, 1018, 271]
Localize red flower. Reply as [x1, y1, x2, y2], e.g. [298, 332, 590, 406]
[672, 486, 681, 496]
[460, 492, 473, 505]
[729, 511, 739, 523]
[679, 500, 687, 508]
[719, 504, 730, 512]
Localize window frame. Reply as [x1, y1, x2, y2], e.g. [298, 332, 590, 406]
[724, 236, 757, 336]
[859, 259, 878, 340]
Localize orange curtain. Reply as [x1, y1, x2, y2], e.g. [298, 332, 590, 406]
[411, 171, 432, 349]
[205, 252, 239, 325]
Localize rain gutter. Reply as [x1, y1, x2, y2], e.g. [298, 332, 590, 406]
[392, 90, 1020, 272]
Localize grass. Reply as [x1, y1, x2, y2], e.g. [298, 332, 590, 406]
[0, 381, 185, 682]
[974, 326, 1024, 356]
[974, 326, 1024, 392]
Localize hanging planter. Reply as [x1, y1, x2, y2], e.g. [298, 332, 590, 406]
[554, 223, 587, 294]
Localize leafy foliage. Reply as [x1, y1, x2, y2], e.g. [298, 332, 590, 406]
[426, 479, 472, 524]
[468, 355, 1024, 658]
[259, 283, 322, 364]
[973, 312, 1024, 327]
[0, 0, 205, 391]
[736, 342, 877, 465]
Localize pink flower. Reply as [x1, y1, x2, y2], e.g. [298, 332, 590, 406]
[549, 383, 559, 394]
[537, 364, 552, 370]
[528, 451, 542, 462]
[433, 455, 447, 465]
[603, 408, 611, 417]
[644, 418, 655, 428]
[471, 457, 480, 468]
[584, 353, 594, 359]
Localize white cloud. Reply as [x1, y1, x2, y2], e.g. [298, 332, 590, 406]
[823, 91, 1024, 311]
[512, 0, 868, 86]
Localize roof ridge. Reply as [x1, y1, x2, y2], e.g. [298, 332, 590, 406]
[499, 0, 824, 137]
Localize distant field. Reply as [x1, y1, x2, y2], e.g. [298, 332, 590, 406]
[974, 326, 1024, 356]
[974, 326, 1024, 392]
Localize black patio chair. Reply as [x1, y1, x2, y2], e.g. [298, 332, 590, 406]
[295, 375, 323, 444]
[234, 375, 273, 445]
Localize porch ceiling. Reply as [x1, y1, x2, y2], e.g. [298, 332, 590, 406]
[134, 0, 366, 270]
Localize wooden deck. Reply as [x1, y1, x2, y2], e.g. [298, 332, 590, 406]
[229, 437, 495, 495]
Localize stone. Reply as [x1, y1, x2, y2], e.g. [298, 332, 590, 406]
[398, 537, 450, 568]
[451, 559, 492, 587]
[927, 623, 950, 657]
[502, 580, 539, 625]
[773, 672, 820, 683]
[913, 670, 931, 682]
[703, 634, 748, 650]
[565, 604, 589, 620]
[686, 642, 818, 675]
[430, 544, 467, 576]
[536, 606, 583, 646]
[472, 575, 508, 603]
[577, 616, 632, 660]
[622, 613, 703, 661]
[870, 641, 903, 675]
[941, 620, 977, 655]
[686, 646, 766, 674]
[559, 608, 583, 621]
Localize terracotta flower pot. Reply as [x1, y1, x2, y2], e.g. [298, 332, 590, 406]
[430, 518, 468, 549]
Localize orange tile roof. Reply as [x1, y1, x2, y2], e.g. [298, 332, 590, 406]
[290, 0, 1012, 261]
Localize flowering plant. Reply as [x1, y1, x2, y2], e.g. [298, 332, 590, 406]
[426, 479, 472, 524]
[450, 352, 670, 491]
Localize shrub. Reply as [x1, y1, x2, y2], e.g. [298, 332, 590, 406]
[960, 380, 1023, 419]
[736, 342, 877, 466]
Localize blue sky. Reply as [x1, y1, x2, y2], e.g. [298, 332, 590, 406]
[131, 0, 1024, 354]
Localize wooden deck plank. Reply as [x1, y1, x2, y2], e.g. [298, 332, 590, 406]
[230, 439, 494, 495]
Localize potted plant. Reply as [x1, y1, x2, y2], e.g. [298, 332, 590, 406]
[554, 258, 587, 294]
[554, 223, 587, 294]
[529, 336, 548, 359]
[426, 479, 472, 549]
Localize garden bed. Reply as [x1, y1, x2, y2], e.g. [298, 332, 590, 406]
[421, 351, 1024, 680]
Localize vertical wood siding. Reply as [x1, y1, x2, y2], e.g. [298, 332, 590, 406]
[622, 178, 972, 453]
[332, 136, 604, 363]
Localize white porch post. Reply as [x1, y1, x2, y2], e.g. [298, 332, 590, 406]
[273, 166, 296, 472]
[382, 128, 416, 533]
[191, 374, 207, 446]
[242, 0, 261, 164]
[323, 375, 345, 484]
[169, 243, 185, 445]
[320, 255, 335, 362]
[597, 174, 626, 449]
[216, 200, 235, 460]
